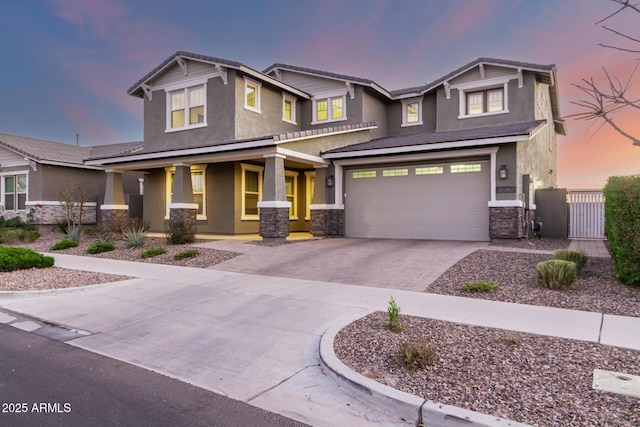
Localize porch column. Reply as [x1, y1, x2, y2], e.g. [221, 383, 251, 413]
[310, 165, 344, 237]
[168, 164, 198, 223]
[100, 170, 129, 230]
[258, 154, 290, 242]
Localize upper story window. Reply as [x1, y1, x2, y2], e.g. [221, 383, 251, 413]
[466, 88, 504, 115]
[401, 96, 423, 127]
[1, 173, 27, 211]
[167, 84, 206, 132]
[312, 92, 346, 124]
[282, 94, 297, 124]
[244, 77, 262, 113]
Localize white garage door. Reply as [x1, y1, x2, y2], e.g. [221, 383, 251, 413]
[345, 161, 490, 241]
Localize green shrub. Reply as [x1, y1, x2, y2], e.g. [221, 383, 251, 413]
[86, 242, 115, 254]
[0, 229, 40, 244]
[120, 226, 147, 249]
[387, 296, 404, 332]
[399, 338, 437, 369]
[173, 249, 198, 260]
[165, 219, 196, 245]
[553, 249, 587, 274]
[463, 281, 499, 292]
[0, 246, 54, 272]
[536, 260, 578, 290]
[604, 175, 640, 286]
[50, 239, 79, 251]
[140, 246, 166, 259]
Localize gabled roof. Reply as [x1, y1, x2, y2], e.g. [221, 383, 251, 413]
[323, 120, 546, 158]
[263, 63, 393, 99]
[128, 51, 309, 99]
[0, 133, 143, 169]
[0, 133, 91, 166]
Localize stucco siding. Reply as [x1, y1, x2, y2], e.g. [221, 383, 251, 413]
[386, 92, 437, 136]
[205, 163, 235, 234]
[0, 148, 27, 168]
[234, 74, 300, 139]
[143, 169, 167, 232]
[495, 143, 519, 200]
[143, 71, 236, 152]
[362, 90, 388, 139]
[40, 166, 106, 204]
[276, 69, 346, 94]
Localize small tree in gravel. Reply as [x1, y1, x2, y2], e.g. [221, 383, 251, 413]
[387, 296, 405, 332]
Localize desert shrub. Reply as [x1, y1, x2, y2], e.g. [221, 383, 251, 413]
[0, 229, 40, 244]
[463, 281, 499, 292]
[536, 260, 577, 290]
[64, 224, 82, 243]
[0, 246, 54, 272]
[604, 175, 640, 286]
[165, 219, 196, 245]
[50, 239, 79, 251]
[120, 225, 147, 249]
[553, 249, 587, 274]
[173, 249, 198, 260]
[387, 296, 404, 332]
[0, 216, 35, 230]
[399, 338, 437, 369]
[140, 247, 166, 259]
[86, 242, 115, 254]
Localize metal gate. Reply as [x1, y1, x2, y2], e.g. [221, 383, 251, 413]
[568, 190, 605, 239]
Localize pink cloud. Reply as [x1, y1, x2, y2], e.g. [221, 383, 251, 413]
[49, 0, 127, 40]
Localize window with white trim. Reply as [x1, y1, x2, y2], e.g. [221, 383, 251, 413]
[244, 78, 261, 113]
[167, 84, 206, 131]
[401, 97, 423, 126]
[285, 171, 298, 220]
[313, 95, 345, 123]
[241, 164, 263, 220]
[282, 94, 296, 124]
[466, 88, 504, 115]
[304, 171, 315, 221]
[165, 166, 207, 219]
[2, 174, 27, 211]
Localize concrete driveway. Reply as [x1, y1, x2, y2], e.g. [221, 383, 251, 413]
[198, 238, 487, 292]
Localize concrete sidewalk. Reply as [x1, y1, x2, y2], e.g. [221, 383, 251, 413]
[1, 253, 638, 426]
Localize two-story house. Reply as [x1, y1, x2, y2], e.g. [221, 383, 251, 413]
[86, 52, 566, 242]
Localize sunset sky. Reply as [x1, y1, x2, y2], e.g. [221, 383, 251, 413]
[1, 0, 638, 189]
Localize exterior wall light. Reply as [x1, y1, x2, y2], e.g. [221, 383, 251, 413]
[326, 175, 334, 187]
[499, 165, 508, 180]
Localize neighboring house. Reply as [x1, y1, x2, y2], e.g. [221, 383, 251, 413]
[0, 133, 142, 225]
[86, 52, 566, 241]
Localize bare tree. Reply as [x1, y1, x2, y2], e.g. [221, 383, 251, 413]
[570, 0, 640, 146]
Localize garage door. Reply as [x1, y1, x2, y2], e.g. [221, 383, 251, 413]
[345, 161, 490, 241]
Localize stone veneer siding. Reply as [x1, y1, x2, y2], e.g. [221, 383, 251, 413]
[310, 209, 344, 237]
[4, 203, 97, 225]
[259, 207, 290, 241]
[100, 209, 129, 231]
[169, 208, 197, 223]
[489, 207, 524, 239]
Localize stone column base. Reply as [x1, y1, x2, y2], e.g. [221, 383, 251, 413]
[310, 209, 344, 237]
[169, 208, 197, 223]
[490, 206, 524, 239]
[259, 207, 290, 242]
[101, 209, 129, 231]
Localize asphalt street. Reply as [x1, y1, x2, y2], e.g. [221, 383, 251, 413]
[0, 324, 307, 427]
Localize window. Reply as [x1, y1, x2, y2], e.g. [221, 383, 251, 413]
[382, 168, 408, 177]
[2, 174, 27, 211]
[241, 164, 263, 220]
[352, 170, 376, 179]
[282, 94, 297, 124]
[166, 166, 207, 219]
[313, 94, 346, 124]
[451, 164, 482, 173]
[244, 78, 261, 113]
[167, 84, 206, 131]
[401, 97, 423, 126]
[304, 172, 315, 221]
[415, 166, 443, 175]
[465, 87, 504, 116]
[285, 171, 298, 220]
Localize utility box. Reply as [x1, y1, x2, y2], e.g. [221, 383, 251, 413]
[535, 189, 568, 239]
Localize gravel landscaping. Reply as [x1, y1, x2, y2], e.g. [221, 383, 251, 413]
[3, 233, 640, 426]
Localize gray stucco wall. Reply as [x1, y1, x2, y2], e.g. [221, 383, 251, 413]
[436, 74, 536, 132]
[37, 165, 106, 204]
[234, 74, 301, 140]
[386, 92, 437, 136]
[495, 143, 518, 201]
[143, 71, 236, 151]
[143, 169, 167, 232]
